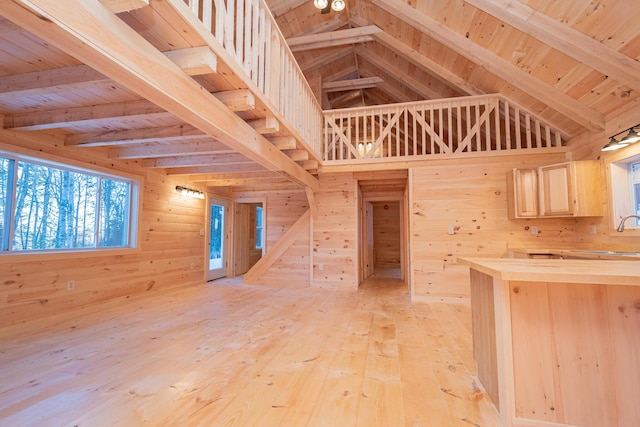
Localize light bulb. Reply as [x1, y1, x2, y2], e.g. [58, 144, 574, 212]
[314, 0, 328, 9]
[331, 0, 345, 11]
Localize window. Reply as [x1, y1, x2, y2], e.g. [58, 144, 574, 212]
[0, 153, 136, 253]
[610, 152, 640, 230]
[255, 206, 263, 249]
[629, 160, 640, 226]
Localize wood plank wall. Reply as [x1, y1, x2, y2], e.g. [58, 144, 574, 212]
[234, 189, 310, 287]
[311, 173, 359, 289]
[0, 133, 206, 328]
[409, 152, 572, 302]
[371, 201, 401, 268]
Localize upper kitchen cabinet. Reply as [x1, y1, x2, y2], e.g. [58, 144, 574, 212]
[508, 161, 602, 219]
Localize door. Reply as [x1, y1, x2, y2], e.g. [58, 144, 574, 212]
[207, 199, 228, 281]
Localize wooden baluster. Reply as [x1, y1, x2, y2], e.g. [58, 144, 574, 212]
[495, 98, 502, 151]
[514, 106, 521, 150]
[525, 113, 532, 149]
[504, 100, 511, 150]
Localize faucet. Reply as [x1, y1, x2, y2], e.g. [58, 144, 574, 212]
[616, 215, 640, 232]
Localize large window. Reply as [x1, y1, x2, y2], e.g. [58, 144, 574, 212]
[0, 154, 136, 253]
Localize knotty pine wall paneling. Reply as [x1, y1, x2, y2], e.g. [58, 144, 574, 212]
[0, 132, 207, 328]
[409, 153, 572, 302]
[371, 201, 401, 268]
[233, 189, 311, 287]
[311, 173, 359, 290]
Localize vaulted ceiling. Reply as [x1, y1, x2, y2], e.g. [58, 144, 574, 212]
[269, 0, 640, 137]
[0, 0, 638, 192]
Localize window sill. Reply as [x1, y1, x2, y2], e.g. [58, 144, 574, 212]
[0, 246, 141, 263]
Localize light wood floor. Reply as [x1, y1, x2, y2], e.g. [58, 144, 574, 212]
[0, 271, 501, 426]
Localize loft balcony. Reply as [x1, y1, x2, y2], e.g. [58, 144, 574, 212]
[1, 0, 570, 192]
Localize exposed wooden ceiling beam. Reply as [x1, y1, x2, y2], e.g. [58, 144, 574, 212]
[329, 90, 364, 109]
[3, 89, 255, 131]
[3, 99, 167, 131]
[357, 48, 440, 100]
[186, 170, 281, 183]
[66, 124, 206, 147]
[269, 0, 308, 17]
[166, 163, 268, 175]
[99, 0, 148, 13]
[142, 153, 251, 168]
[372, 0, 604, 132]
[464, 0, 640, 94]
[3, 0, 318, 190]
[287, 26, 382, 52]
[323, 76, 384, 93]
[0, 65, 108, 97]
[299, 46, 353, 73]
[297, 18, 349, 37]
[350, 16, 483, 96]
[164, 46, 217, 76]
[108, 140, 232, 159]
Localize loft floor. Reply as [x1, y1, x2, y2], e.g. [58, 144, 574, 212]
[0, 274, 500, 426]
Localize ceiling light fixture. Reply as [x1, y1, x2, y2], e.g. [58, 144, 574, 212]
[331, 0, 345, 11]
[313, 0, 328, 9]
[601, 123, 640, 151]
[313, 0, 344, 12]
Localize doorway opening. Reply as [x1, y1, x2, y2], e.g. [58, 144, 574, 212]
[358, 174, 409, 290]
[232, 202, 264, 276]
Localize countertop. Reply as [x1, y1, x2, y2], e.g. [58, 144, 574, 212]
[508, 247, 640, 260]
[458, 257, 640, 286]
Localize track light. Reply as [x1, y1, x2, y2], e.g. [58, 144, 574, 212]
[175, 185, 205, 199]
[602, 123, 640, 151]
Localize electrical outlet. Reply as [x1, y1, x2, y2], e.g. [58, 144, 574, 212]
[531, 226, 539, 235]
[67, 280, 75, 291]
[318, 263, 324, 271]
[448, 225, 455, 235]
[190, 263, 195, 270]
[199, 229, 205, 236]
[589, 225, 597, 234]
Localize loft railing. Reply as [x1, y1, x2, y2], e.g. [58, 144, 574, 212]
[323, 95, 568, 163]
[182, 0, 323, 156]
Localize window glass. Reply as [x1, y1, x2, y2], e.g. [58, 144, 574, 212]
[13, 162, 98, 250]
[631, 161, 640, 225]
[0, 153, 135, 253]
[255, 206, 263, 249]
[99, 178, 130, 247]
[0, 157, 9, 248]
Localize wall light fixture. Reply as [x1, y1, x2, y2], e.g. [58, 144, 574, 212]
[175, 185, 205, 199]
[602, 123, 640, 151]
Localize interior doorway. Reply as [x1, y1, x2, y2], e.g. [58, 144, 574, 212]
[362, 200, 402, 281]
[232, 202, 264, 276]
[357, 172, 408, 289]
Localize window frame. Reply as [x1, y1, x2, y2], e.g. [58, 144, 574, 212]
[607, 143, 640, 234]
[0, 149, 141, 258]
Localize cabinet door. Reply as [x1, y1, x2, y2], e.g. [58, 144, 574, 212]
[539, 163, 573, 216]
[513, 168, 538, 217]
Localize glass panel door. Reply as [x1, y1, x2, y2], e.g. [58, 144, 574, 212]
[207, 199, 227, 281]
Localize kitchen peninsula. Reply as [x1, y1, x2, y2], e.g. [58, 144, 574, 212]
[458, 257, 640, 427]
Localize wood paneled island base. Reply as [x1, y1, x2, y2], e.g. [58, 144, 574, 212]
[459, 257, 640, 427]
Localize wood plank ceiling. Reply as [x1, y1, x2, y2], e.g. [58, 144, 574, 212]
[0, 0, 639, 191]
[271, 0, 640, 137]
